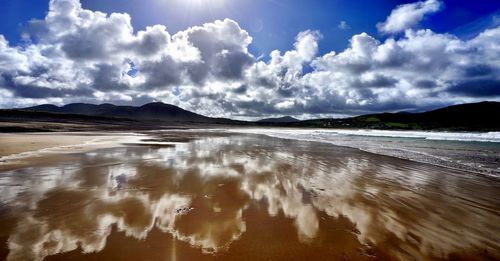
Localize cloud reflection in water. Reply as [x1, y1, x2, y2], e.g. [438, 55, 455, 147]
[0, 133, 498, 260]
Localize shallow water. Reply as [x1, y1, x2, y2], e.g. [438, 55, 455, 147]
[227, 128, 500, 176]
[0, 132, 499, 260]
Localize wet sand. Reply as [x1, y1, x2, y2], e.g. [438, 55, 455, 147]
[0, 131, 499, 260]
[0, 133, 147, 170]
[0, 133, 103, 157]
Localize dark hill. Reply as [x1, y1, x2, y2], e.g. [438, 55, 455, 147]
[292, 101, 500, 131]
[23, 102, 212, 122]
[257, 116, 300, 123]
[356, 101, 500, 129]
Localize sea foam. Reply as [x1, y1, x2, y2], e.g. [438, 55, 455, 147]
[228, 128, 500, 143]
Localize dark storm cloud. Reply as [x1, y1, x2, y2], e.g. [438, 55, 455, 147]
[213, 51, 254, 79]
[139, 56, 183, 89]
[414, 79, 436, 88]
[448, 79, 500, 97]
[357, 74, 399, 88]
[233, 84, 248, 94]
[463, 64, 495, 78]
[1, 73, 92, 98]
[91, 64, 131, 91]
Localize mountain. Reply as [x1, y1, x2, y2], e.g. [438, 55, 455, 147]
[257, 116, 300, 123]
[23, 102, 212, 122]
[4, 101, 500, 131]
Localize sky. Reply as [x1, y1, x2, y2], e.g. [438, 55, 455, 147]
[0, 0, 499, 119]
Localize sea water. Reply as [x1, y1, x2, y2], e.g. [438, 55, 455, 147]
[226, 128, 500, 176]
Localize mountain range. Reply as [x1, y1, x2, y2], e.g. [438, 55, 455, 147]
[0, 101, 498, 131]
[22, 102, 212, 122]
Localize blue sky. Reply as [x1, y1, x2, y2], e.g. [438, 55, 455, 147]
[0, 0, 499, 118]
[1, 0, 498, 56]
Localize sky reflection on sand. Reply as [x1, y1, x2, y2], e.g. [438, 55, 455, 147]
[0, 132, 499, 260]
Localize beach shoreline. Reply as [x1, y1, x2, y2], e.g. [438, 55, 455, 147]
[2, 129, 500, 178]
[0, 132, 148, 170]
[0, 130, 499, 260]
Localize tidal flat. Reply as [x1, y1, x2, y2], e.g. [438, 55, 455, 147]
[0, 131, 499, 260]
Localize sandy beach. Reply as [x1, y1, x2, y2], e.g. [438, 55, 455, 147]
[0, 131, 499, 260]
[0, 133, 148, 170]
[0, 133, 106, 157]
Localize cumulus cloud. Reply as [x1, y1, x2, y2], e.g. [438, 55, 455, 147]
[0, 0, 499, 118]
[377, 0, 443, 34]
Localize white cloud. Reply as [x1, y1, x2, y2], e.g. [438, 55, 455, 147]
[0, 0, 499, 118]
[377, 0, 443, 34]
[338, 21, 350, 30]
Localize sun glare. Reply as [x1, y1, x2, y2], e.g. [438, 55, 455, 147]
[187, 0, 208, 5]
[162, 0, 226, 9]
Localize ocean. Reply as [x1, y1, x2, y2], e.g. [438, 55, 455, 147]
[226, 128, 500, 177]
